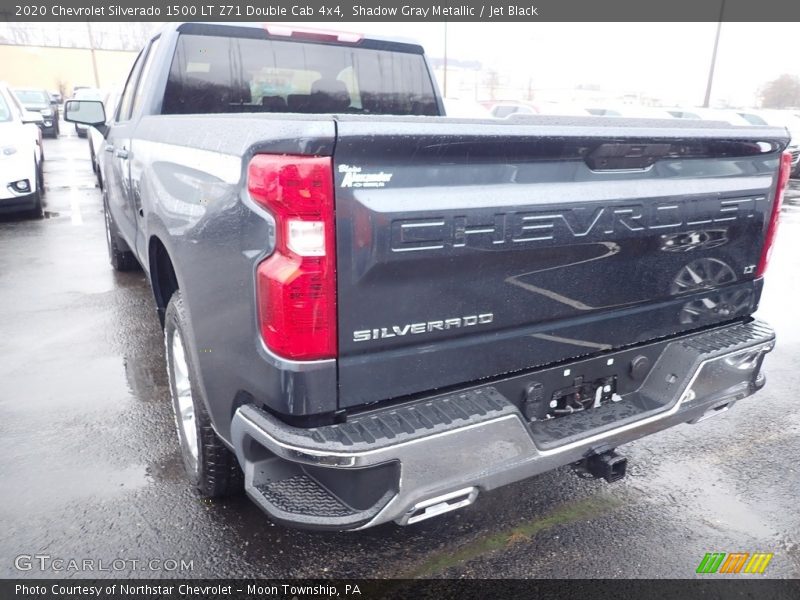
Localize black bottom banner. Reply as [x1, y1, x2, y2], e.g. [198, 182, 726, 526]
[3, 579, 800, 600]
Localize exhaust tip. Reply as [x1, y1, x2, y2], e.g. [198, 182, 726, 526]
[397, 487, 479, 525]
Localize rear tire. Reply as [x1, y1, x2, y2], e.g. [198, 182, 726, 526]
[164, 290, 243, 498]
[103, 194, 139, 271]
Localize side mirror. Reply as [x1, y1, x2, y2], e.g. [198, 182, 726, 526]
[64, 100, 107, 135]
[21, 110, 44, 125]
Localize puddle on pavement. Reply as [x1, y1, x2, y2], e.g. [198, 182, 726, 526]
[634, 459, 777, 540]
[146, 453, 187, 484]
[0, 465, 151, 518]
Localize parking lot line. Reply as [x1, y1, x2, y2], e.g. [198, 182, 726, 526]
[66, 155, 84, 225]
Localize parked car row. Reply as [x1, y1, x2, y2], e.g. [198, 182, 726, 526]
[2, 85, 106, 140]
[5, 76, 800, 224]
[0, 83, 112, 218]
[479, 100, 800, 176]
[13, 88, 59, 138]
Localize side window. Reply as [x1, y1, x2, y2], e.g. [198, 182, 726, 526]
[116, 49, 146, 123]
[131, 37, 161, 117]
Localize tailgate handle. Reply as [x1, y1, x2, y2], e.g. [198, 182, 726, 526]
[586, 143, 671, 171]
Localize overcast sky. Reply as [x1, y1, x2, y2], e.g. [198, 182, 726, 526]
[302, 21, 800, 107]
[4, 21, 798, 107]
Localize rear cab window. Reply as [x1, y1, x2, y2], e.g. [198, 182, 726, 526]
[162, 32, 439, 116]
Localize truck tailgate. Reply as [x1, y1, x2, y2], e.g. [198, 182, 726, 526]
[332, 116, 788, 408]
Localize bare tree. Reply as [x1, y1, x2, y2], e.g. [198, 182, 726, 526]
[760, 74, 800, 108]
[0, 23, 31, 45]
[0, 22, 162, 51]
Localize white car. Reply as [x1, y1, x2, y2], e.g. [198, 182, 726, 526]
[88, 88, 120, 187]
[442, 97, 493, 118]
[746, 109, 800, 177]
[0, 83, 45, 217]
[664, 107, 755, 126]
[585, 105, 677, 119]
[533, 103, 592, 117]
[487, 101, 538, 118]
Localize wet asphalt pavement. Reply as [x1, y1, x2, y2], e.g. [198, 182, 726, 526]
[1, 127, 799, 580]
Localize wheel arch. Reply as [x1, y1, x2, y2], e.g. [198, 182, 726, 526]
[149, 235, 179, 328]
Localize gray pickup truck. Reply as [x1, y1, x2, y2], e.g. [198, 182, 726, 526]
[66, 22, 790, 530]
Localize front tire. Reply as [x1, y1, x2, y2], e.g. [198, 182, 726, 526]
[103, 194, 139, 271]
[38, 158, 45, 194]
[27, 158, 44, 219]
[89, 139, 97, 174]
[27, 190, 43, 219]
[164, 290, 243, 498]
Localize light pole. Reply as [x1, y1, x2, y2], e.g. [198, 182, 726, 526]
[442, 22, 448, 97]
[703, 0, 726, 107]
[86, 22, 101, 89]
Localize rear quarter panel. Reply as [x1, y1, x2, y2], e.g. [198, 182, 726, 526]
[132, 114, 337, 440]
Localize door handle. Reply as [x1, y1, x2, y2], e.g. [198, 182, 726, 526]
[115, 148, 129, 159]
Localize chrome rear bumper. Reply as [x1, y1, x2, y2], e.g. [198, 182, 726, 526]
[231, 319, 774, 530]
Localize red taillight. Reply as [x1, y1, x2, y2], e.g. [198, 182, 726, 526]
[249, 155, 337, 360]
[756, 150, 792, 278]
